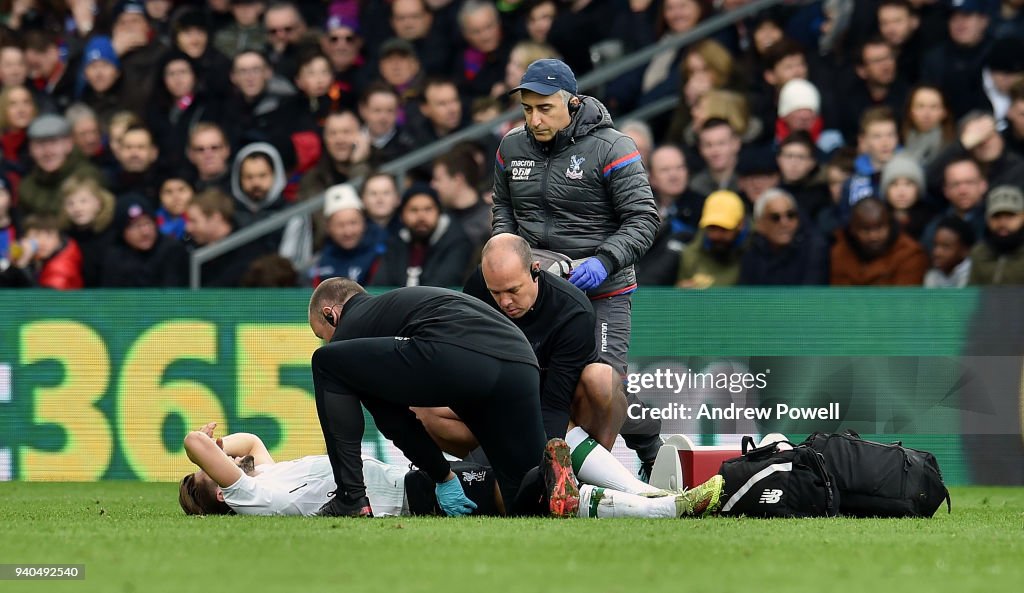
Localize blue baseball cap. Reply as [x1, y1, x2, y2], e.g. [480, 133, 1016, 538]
[83, 36, 121, 69]
[509, 59, 577, 96]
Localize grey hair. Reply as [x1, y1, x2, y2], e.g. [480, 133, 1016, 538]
[556, 89, 574, 105]
[64, 103, 97, 128]
[619, 119, 653, 150]
[458, 0, 499, 30]
[753, 188, 797, 220]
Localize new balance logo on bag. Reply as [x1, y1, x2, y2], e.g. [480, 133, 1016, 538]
[718, 437, 839, 517]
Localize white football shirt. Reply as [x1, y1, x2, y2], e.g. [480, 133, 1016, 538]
[221, 455, 409, 516]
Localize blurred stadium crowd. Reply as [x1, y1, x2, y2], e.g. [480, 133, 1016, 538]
[0, 0, 1023, 289]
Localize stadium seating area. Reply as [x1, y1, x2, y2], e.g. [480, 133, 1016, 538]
[1, 0, 1023, 289]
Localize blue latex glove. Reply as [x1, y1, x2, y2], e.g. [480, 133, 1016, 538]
[568, 257, 608, 290]
[435, 474, 477, 516]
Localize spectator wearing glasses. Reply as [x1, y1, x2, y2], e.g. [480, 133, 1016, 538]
[319, 10, 366, 112]
[740, 188, 828, 286]
[186, 122, 232, 193]
[262, 1, 311, 81]
[222, 49, 316, 170]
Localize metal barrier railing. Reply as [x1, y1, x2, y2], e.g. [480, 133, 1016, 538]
[189, 0, 790, 288]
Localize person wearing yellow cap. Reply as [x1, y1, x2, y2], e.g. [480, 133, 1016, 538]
[676, 190, 750, 288]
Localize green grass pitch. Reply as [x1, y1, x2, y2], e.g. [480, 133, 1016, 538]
[0, 483, 1021, 593]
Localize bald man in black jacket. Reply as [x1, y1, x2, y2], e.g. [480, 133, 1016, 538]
[308, 278, 556, 518]
[459, 234, 626, 448]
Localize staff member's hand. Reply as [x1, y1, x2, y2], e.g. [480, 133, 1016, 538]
[569, 257, 608, 290]
[435, 472, 477, 516]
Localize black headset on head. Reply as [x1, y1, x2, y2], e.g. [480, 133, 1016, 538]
[568, 94, 581, 115]
[323, 305, 338, 327]
[530, 263, 541, 281]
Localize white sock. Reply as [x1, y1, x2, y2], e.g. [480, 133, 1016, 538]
[565, 426, 660, 495]
[577, 484, 677, 518]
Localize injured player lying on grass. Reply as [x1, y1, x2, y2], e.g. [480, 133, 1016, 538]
[179, 423, 723, 518]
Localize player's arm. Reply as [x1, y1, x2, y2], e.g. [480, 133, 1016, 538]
[600, 136, 660, 272]
[220, 433, 274, 466]
[193, 422, 274, 466]
[183, 431, 243, 488]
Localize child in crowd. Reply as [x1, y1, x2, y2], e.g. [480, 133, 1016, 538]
[157, 176, 194, 240]
[816, 147, 857, 237]
[0, 214, 83, 289]
[58, 174, 115, 287]
[840, 106, 901, 219]
[293, 50, 338, 131]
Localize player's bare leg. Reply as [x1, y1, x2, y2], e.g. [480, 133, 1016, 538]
[569, 363, 626, 450]
[411, 407, 478, 458]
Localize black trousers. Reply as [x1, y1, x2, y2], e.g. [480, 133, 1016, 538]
[311, 337, 547, 513]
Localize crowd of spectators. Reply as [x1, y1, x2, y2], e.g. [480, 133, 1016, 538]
[1, 0, 1023, 289]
